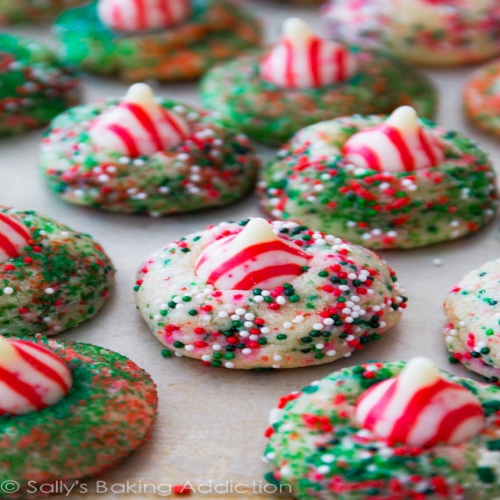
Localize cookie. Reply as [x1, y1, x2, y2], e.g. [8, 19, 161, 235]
[0, 335, 157, 498]
[40, 83, 260, 216]
[0, 34, 81, 137]
[323, 0, 500, 67]
[264, 357, 500, 500]
[0, 0, 85, 23]
[53, 0, 262, 81]
[464, 59, 500, 137]
[200, 18, 437, 146]
[260, 106, 499, 250]
[135, 218, 406, 370]
[444, 258, 500, 383]
[0, 207, 114, 336]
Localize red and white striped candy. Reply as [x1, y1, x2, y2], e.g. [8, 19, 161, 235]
[355, 357, 485, 448]
[0, 337, 73, 416]
[97, 0, 191, 32]
[0, 213, 31, 264]
[260, 18, 358, 89]
[195, 218, 311, 291]
[342, 106, 445, 172]
[89, 83, 190, 158]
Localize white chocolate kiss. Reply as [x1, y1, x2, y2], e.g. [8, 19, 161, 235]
[355, 357, 486, 448]
[97, 0, 192, 32]
[0, 337, 73, 415]
[194, 218, 310, 291]
[260, 18, 358, 89]
[0, 213, 31, 264]
[89, 83, 190, 158]
[342, 106, 445, 172]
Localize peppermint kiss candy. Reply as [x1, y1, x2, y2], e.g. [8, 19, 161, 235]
[195, 218, 311, 290]
[260, 17, 358, 89]
[97, 0, 192, 32]
[0, 213, 31, 264]
[355, 357, 485, 448]
[0, 337, 73, 415]
[342, 106, 445, 172]
[89, 83, 190, 158]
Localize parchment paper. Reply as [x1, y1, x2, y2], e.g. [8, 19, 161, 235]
[2, 1, 500, 498]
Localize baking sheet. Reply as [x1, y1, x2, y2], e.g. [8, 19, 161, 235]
[3, 1, 500, 498]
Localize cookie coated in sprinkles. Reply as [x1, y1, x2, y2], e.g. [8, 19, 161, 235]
[135, 219, 406, 370]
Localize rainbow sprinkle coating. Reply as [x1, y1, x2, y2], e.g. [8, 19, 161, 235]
[0, 207, 114, 336]
[53, 0, 262, 82]
[0, 0, 86, 23]
[134, 219, 406, 370]
[323, 0, 500, 67]
[264, 361, 500, 500]
[40, 99, 260, 216]
[200, 50, 437, 147]
[0, 335, 158, 499]
[260, 114, 499, 250]
[445, 258, 500, 384]
[0, 34, 81, 137]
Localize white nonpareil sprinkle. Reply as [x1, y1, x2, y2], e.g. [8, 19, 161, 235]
[3, 287, 13, 295]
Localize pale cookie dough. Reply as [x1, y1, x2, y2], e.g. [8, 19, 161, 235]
[444, 258, 500, 383]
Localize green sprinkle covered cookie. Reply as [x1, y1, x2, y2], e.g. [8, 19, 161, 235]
[260, 106, 498, 250]
[53, 0, 261, 82]
[135, 218, 406, 370]
[0, 335, 157, 499]
[0, 207, 114, 336]
[200, 18, 437, 146]
[0, 34, 81, 137]
[41, 83, 260, 216]
[265, 357, 500, 500]
[444, 258, 500, 383]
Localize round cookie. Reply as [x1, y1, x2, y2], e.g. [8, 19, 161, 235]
[200, 18, 437, 147]
[0, 34, 81, 137]
[40, 83, 260, 216]
[135, 218, 406, 370]
[0, 335, 157, 498]
[260, 106, 499, 250]
[444, 258, 500, 383]
[323, 0, 500, 67]
[0, 207, 114, 336]
[464, 59, 500, 137]
[0, 0, 85, 23]
[264, 357, 500, 500]
[53, 0, 262, 82]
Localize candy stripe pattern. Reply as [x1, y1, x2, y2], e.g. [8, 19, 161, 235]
[97, 0, 192, 32]
[260, 18, 358, 89]
[195, 218, 311, 290]
[342, 106, 444, 172]
[89, 83, 190, 157]
[0, 213, 31, 263]
[0, 338, 72, 415]
[355, 357, 485, 448]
